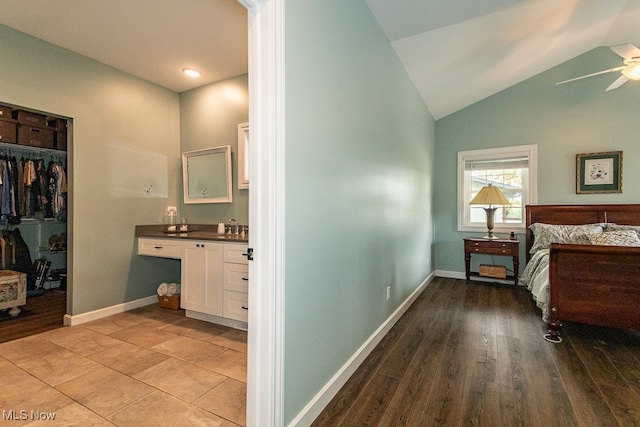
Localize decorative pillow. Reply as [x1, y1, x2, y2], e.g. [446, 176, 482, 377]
[529, 223, 604, 254]
[587, 230, 640, 247]
[604, 223, 640, 240]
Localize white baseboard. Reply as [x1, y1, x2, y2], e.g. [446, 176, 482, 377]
[289, 271, 435, 427]
[63, 295, 158, 326]
[435, 269, 465, 279]
[185, 310, 248, 331]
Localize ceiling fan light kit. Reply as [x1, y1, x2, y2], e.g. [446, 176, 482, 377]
[621, 62, 640, 80]
[556, 43, 640, 90]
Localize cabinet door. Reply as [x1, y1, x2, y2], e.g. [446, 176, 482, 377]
[181, 241, 224, 316]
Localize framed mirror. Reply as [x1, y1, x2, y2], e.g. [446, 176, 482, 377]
[237, 122, 249, 189]
[182, 145, 233, 204]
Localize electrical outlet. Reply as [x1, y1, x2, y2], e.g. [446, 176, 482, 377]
[386, 286, 391, 301]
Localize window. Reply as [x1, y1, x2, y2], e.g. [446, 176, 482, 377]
[458, 144, 537, 233]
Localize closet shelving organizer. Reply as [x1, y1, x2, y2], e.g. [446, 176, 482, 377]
[0, 141, 68, 291]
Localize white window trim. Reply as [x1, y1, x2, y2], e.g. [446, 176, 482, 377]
[457, 144, 537, 234]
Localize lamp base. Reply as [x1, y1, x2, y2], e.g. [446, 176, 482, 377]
[483, 207, 498, 240]
[482, 235, 500, 240]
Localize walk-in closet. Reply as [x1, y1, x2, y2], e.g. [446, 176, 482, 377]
[0, 103, 68, 342]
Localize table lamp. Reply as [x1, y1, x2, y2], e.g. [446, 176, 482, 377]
[469, 183, 510, 239]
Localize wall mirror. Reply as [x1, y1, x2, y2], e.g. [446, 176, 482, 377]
[237, 122, 249, 189]
[182, 145, 233, 204]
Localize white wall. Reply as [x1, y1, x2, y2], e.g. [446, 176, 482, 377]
[282, 1, 435, 422]
[179, 74, 249, 225]
[0, 24, 181, 314]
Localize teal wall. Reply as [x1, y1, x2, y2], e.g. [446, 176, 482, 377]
[283, 0, 435, 422]
[179, 75, 249, 225]
[0, 25, 181, 314]
[434, 47, 640, 275]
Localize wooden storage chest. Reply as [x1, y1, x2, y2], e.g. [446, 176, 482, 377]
[55, 131, 67, 151]
[0, 105, 12, 120]
[13, 110, 47, 128]
[17, 125, 54, 149]
[0, 119, 17, 143]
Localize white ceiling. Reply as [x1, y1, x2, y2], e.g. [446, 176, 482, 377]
[1, 0, 639, 119]
[0, 0, 248, 94]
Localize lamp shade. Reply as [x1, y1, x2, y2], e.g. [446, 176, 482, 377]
[469, 183, 510, 206]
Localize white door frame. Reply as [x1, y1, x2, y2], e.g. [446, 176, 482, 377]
[237, 0, 285, 425]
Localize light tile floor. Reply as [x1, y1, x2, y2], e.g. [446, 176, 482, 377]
[0, 304, 247, 426]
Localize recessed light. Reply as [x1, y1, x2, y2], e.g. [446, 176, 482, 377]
[182, 68, 201, 78]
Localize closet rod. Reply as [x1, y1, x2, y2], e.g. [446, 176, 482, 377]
[0, 141, 67, 157]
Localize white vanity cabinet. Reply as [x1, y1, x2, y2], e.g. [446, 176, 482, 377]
[136, 235, 248, 328]
[222, 244, 249, 322]
[180, 241, 224, 316]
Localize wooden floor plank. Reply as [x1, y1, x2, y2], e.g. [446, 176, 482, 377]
[378, 301, 463, 425]
[599, 383, 640, 426]
[338, 372, 399, 427]
[0, 290, 66, 343]
[313, 278, 634, 426]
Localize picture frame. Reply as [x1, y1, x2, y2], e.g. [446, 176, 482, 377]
[576, 151, 622, 194]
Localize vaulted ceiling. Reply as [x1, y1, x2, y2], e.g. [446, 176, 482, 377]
[1, 0, 638, 119]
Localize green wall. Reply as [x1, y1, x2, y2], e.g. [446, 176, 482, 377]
[179, 75, 249, 225]
[283, 0, 435, 422]
[434, 46, 640, 275]
[0, 24, 182, 314]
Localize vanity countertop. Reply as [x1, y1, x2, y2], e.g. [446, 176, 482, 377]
[135, 224, 248, 243]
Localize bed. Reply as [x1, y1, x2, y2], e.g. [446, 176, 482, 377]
[521, 204, 640, 342]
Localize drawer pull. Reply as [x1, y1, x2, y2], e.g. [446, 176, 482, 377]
[242, 277, 249, 281]
[154, 246, 163, 249]
[475, 249, 479, 252]
[241, 306, 249, 310]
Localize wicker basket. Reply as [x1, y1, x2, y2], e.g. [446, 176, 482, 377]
[157, 294, 180, 310]
[479, 264, 507, 279]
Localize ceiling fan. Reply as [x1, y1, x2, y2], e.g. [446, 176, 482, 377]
[556, 44, 640, 91]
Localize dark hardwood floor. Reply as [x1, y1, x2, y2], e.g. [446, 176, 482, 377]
[0, 290, 66, 343]
[313, 277, 640, 426]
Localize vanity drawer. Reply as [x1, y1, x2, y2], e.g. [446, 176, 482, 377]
[224, 243, 248, 264]
[223, 290, 248, 322]
[137, 238, 182, 259]
[223, 263, 248, 293]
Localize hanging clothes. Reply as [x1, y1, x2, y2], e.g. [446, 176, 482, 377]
[48, 161, 67, 221]
[0, 150, 67, 222]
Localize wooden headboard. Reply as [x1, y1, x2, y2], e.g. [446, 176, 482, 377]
[525, 204, 640, 261]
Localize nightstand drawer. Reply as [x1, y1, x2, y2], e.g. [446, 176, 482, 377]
[465, 240, 518, 255]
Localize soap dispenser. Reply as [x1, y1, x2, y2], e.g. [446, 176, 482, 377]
[217, 220, 225, 234]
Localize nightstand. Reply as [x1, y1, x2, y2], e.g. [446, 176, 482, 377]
[464, 237, 519, 285]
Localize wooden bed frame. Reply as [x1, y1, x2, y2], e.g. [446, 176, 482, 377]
[525, 204, 640, 342]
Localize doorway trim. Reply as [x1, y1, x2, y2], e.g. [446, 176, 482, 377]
[238, 0, 285, 425]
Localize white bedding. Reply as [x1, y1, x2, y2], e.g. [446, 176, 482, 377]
[520, 249, 550, 321]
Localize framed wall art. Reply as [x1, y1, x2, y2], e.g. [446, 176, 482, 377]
[576, 151, 622, 194]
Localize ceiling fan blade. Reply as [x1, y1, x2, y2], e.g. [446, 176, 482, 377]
[611, 43, 640, 59]
[556, 66, 626, 85]
[605, 75, 629, 91]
